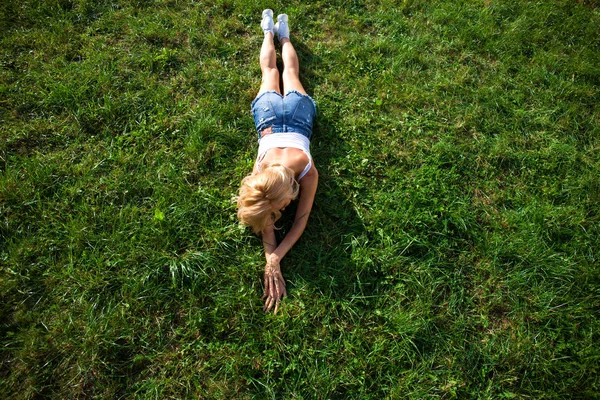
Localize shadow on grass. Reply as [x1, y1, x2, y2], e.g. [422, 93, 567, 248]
[274, 40, 382, 304]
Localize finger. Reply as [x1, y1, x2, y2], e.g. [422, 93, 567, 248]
[270, 276, 277, 299]
[274, 277, 281, 300]
[275, 274, 286, 297]
[277, 273, 286, 288]
[262, 273, 269, 299]
[262, 277, 269, 300]
[264, 296, 274, 312]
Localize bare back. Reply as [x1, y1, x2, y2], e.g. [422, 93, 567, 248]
[255, 146, 311, 180]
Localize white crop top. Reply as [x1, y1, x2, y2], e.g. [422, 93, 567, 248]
[256, 132, 313, 180]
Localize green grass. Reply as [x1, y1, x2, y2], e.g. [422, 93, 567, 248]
[1, 0, 599, 398]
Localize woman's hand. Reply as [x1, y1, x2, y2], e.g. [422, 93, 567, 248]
[262, 255, 286, 313]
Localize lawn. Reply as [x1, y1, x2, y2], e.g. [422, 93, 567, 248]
[1, 0, 599, 398]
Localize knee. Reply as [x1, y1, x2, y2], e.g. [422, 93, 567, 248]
[283, 67, 299, 78]
[262, 67, 279, 79]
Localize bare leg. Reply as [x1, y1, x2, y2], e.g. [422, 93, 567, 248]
[258, 32, 281, 95]
[281, 38, 307, 95]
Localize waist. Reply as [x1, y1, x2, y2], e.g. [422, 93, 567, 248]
[260, 125, 312, 140]
[258, 131, 311, 154]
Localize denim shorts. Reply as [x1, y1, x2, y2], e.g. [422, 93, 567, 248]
[251, 90, 317, 139]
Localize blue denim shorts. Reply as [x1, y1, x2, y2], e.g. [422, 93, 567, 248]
[251, 90, 317, 139]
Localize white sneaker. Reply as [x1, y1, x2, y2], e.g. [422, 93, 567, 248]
[274, 14, 289, 41]
[261, 9, 274, 36]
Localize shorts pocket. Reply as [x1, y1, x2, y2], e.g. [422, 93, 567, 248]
[290, 96, 316, 132]
[252, 99, 277, 130]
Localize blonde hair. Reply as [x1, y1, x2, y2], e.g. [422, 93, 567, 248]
[236, 163, 299, 234]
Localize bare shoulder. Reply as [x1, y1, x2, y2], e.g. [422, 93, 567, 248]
[306, 162, 318, 177]
[298, 165, 318, 209]
[295, 164, 318, 225]
[300, 163, 318, 187]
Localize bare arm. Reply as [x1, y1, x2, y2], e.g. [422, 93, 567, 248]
[272, 165, 318, 263]
[261, 165, 318, 313]
[262, 224, 277, 262]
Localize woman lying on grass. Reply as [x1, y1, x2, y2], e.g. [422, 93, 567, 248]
[237, 10, 318, 313]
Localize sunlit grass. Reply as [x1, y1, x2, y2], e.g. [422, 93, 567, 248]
[1, 0, 599, 398]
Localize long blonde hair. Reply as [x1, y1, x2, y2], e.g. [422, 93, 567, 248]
[236, 163, 299, 234]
